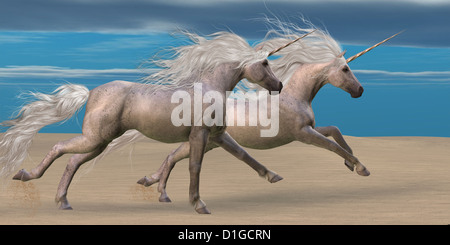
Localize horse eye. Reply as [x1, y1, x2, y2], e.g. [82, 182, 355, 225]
[262, 60, 269, 66]
[342, 66, 349, 72]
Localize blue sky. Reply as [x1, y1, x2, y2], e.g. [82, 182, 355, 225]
[0, 0, 449, 136]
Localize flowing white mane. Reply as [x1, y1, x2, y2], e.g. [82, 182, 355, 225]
[141, 31, 269, 91]
[234, 18, 345, 95]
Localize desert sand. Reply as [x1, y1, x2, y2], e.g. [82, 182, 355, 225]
[1, 133, 449, 225]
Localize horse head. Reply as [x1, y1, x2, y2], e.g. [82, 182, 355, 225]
[327, 31, 403, 98]
[326, 50, 364, 98]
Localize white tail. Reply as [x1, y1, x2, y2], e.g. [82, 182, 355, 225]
[0, 84, 90, 178]
[91, 129, 146, 166]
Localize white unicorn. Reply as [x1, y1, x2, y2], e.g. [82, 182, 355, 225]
[0, 31, 306, 214]
[99, 21, 400, 204]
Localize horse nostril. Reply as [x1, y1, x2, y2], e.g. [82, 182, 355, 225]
[278, 82, 283, 93]
[359, 86, 364, 95]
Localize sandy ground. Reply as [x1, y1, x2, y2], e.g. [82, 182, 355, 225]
[1, 133, 449, 225]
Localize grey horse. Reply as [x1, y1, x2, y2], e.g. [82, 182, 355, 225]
[1, 31, 305, 214]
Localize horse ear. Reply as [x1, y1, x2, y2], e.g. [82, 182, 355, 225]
[254, 44, 265, 52]
[324, 50, 347, 69]
[328, 50, 347, 66]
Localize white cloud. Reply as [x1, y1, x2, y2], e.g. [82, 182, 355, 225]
[354, 69, 450, 77]
[0, 65, 156, 79]
[354, 69, 450, 82]
[0, 34, 45, 44]
[75, 20, 180, 35]
[76, 37, 158, 53]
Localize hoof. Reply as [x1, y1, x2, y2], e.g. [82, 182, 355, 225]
[193, 199, 210, 214]
[344, 160, 354, 172]
[56, 195, 73, 210]
[195, 206, 211, 214]
[137, 176, 158, 187]
[59, 205, 73, 210]
[356, 166, 370, 177]
[57, 200, 73, 210]
[266, 171, 283, 183]
[269, 174, 283, 183]
[159, 194, 172, 203]
[12, 169, 32, 181]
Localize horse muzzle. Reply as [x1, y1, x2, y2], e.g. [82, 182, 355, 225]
[351, 86, 364, 98]
[269, 81, 283, 95]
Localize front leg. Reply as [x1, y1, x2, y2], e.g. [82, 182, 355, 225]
[315, 126, 354, 171]
[188, 128, 210, 214]
[297, 126, 370, 176]
[210, 132, 283, 183]
[315, 126, 353, 154]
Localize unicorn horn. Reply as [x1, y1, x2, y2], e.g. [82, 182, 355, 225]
[268, 30, 316, 57]
[346, 30, 404, 63]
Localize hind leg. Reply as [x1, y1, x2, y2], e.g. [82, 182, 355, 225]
[13, 135, 107, 182]
[55, 145, 107, 210]
[156, 142, 191, 202]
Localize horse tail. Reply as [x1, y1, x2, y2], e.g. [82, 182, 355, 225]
[0, 84, 90, 178]
[91, 129, 146, 166]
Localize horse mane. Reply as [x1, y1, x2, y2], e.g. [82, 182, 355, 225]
[141, 31, 268, 91]
[233, 17, 345, 96]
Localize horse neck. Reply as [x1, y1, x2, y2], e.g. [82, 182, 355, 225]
[203, 62, 243, 93]
[285, 63, 328, 104]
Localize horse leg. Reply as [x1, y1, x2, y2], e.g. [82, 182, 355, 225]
[136, 159, 168, 187]
[156, 142, 190, 202]
[137, 141, 218, 203]
[13, 135, 106, 182]
[188, 128, 210, 214]
[296, 126, 370, 176]
[55, 145, 107, 210]
[137, 142, 190, 188]
[210, 132, 283, 183]
[315, 126, 355, 171]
